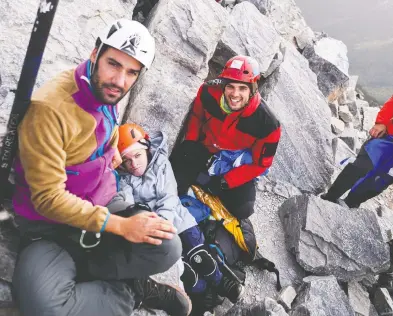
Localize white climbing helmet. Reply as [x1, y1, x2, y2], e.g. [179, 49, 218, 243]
[93, 18, 155, 72]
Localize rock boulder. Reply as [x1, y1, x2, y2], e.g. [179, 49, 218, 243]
[290, 276, 355, 316]
[124, 0, 228, 148]
[260, 44, 334, 193]
[302, 37, 349, 98]
[279, 194, 390, 281]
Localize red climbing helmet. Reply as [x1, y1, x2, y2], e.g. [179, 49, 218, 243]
[118, 123, 150, 157]
[218, 55, 261, 83]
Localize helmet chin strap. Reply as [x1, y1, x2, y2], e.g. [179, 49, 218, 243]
[89, 42, 105, 78]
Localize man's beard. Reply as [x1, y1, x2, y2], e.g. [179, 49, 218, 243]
[90, 67, 126, 105]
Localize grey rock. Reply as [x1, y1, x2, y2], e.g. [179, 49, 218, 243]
[258, 177, 302, 199]
[359, 274, 379, 292]
[124, 0, 228, 149]
[277, 285, 297, 310]
[290, 275, 355, 316]
[0, 0, 136, 146]
[357, 130, 368, 143]
[347, 281, 378, 316]
[222, 0, 237, 9]
[302, 37, 350, 98]
[338, 89, 349, 105]
[332, 137, 356, 166]
[0, 0, 135, 91]
[237, 0, 269, 15]
[265, 297, 289, 316]
[213, 1, 283, 77]
[132, 0, 158, 22]
[264, 45, 285, 78]
[338, 105, 353, 123]
[357, 90, 366, 100]
[373, 288, 393, 316]
[369, 205, 393, 243]
[279, 194, 390, 281]
[345, 76, 359, 103]
[346, 90, 357, 106]
[331, 117, 345, 135]
[0, 91, 14, 146]
[313, 37, 349, 76]
[223, 297, 288, 316]
[0, 87, 7, 106]
[328, 100, 339, 117]
[362, 107, 380, 132]
[345, 101, 362, 129]
[238, 191, 306, 308]
[260, 43, 334, 193]
[339, 123, 358, 151]
[223, 302, 265, 316]
[247, 0, 311, 44]
[294, 27, 315, 50]
[357, 99, 370, 108]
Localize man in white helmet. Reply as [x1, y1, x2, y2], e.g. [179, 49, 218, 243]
[12, 19, 191, 316]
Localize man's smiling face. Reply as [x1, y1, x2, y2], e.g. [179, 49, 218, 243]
[223, 82, 251, 111]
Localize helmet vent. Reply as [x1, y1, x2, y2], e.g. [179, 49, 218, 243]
[107, 25, 118, 39]
[243, 70, 249, 74]
[131, 129, 136, 138]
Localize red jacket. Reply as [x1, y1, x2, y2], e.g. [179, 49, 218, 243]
[376, 96, 393, 135]
[185, 83, 281, 188]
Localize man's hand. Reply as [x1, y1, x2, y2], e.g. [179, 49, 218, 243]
[106, 211, 177, 245]
[112, 148, 122, 169]
[369, 124, 387, 138]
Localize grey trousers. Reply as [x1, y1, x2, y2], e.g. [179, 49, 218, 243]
[12, 233, 182, 316]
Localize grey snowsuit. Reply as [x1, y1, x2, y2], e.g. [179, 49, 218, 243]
[108, 131, 197, 233]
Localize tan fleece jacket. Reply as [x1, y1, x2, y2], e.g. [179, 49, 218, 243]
[17, 68, 118, 232]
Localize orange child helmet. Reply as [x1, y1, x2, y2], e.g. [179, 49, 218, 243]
[118, 123, 150, 157]
[218, 55, 261, 83]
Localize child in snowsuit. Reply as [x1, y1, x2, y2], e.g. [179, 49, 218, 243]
[108, 123, 243, 306]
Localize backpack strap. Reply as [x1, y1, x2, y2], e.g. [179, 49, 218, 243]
[253, 251, 282, 291]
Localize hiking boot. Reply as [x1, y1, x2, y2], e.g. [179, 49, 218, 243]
[320, 194, 351, 208]
[189, 287, 224, 316]
[320, 193, 338, 204]
[131, 277, 192, 316]
[217, 275, 244, 303]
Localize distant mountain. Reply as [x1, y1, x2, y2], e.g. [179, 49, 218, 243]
[294, 0, 393, 103]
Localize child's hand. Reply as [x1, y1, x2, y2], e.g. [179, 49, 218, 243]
[112, 149, 122, 169]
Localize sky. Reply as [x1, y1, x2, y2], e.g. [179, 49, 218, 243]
[294, 0, 393, 103]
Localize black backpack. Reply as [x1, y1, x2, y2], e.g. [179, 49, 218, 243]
[180, 193, 281, 290]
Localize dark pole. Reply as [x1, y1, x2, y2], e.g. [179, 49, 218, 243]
[0, 0, 60, 205]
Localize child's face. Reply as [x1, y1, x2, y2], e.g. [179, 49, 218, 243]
[123, 149, 148, 176]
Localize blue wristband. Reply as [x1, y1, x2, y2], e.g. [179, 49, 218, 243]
[100, 212, 111, 233]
